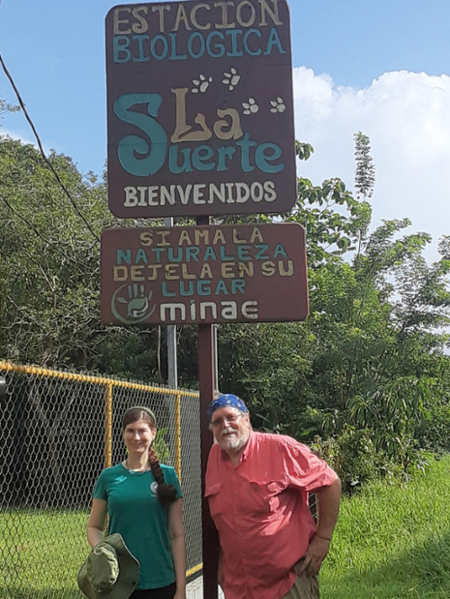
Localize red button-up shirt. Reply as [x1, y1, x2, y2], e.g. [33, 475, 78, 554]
[205, 431, 336, 599]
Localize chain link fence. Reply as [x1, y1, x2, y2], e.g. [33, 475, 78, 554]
[0, 360, 202, 599]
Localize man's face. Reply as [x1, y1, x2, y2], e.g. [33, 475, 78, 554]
[210, 407, 251, 453]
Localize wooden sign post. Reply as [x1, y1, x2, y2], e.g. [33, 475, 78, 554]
[103, 2, 302, 597]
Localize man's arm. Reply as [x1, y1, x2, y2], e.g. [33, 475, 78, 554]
[297, 475, 341, 576]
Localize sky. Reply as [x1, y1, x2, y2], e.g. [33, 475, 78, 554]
[1, 0, 449, 261]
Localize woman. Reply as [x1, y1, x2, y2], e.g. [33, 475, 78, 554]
[87, 406, 186, 599]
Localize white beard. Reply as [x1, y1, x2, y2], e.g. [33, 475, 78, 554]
[219, 426, 249, 451]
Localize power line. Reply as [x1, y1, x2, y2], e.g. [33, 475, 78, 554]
[0, 51, 100, 243]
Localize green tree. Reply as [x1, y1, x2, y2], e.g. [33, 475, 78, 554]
[3, 134, 450, 489]
[354, 131, 375, 200]
[0, 136, 164, 379]
[219, 138, 450, 490]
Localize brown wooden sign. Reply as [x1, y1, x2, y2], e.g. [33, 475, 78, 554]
[105, 1, 296, 218]
[101, 223, 308, 325]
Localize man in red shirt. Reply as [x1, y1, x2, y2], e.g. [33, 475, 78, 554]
[205, 394, 341, 599]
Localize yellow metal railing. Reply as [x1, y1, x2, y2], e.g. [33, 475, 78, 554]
[0, 360, 198, 474]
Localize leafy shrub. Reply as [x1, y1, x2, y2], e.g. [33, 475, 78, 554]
[311, 426, 402, 494]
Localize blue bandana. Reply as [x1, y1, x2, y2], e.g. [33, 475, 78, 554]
[207, 394, 248, 420]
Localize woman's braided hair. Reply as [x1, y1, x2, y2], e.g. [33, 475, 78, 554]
[123, 407, 178, 505]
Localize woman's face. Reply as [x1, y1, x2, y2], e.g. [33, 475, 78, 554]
[123, 418, 156, 455]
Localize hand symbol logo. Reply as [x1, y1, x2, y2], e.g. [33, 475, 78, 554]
[111, 284, 156, 324]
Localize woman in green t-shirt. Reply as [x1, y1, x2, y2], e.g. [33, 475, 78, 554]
[87, 406, 186, 599]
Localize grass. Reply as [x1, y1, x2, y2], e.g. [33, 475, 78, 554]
[321, 455, 450, 599]
[1, 456, 450, 598]
[0, 509, 89, 598]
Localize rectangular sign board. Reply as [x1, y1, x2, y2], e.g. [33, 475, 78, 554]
[105, 0, 296, 218]
[101, 223, 308, 325]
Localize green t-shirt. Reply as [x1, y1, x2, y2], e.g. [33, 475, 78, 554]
[93, 463, 182, 590]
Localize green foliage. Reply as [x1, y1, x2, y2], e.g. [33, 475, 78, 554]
[295, 140, 314, 161]
[311, 427, 401, 493]
[218, 321, 312, 434]
[0, 136, 164, 380]
[290, 177, 359, 264]
[2, 132, 450, 490]
[354, 131, 376, 199]
[219, 135, 450, 487]
[153, 427, 171, 464]
[0, 95, 19, 122]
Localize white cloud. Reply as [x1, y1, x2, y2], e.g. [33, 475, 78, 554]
[293, 67, 450, 259]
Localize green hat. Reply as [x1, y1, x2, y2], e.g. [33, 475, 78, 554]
[78, 534, 140, 599]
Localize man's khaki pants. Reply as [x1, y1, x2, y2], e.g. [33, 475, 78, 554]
[281, 573, 320, 599]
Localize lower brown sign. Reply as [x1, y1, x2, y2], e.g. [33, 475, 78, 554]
[101, 223, 308, 325]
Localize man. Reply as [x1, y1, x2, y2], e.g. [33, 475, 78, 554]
[205, 394, 341, 599]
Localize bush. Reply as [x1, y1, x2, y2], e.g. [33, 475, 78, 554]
[311, 427, 402, 494]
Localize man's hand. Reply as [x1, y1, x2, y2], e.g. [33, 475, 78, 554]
[296, 475, 341, 576]
[295, 535, 331, 577]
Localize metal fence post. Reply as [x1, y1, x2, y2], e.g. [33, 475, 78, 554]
[104, 382, 113, 468]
